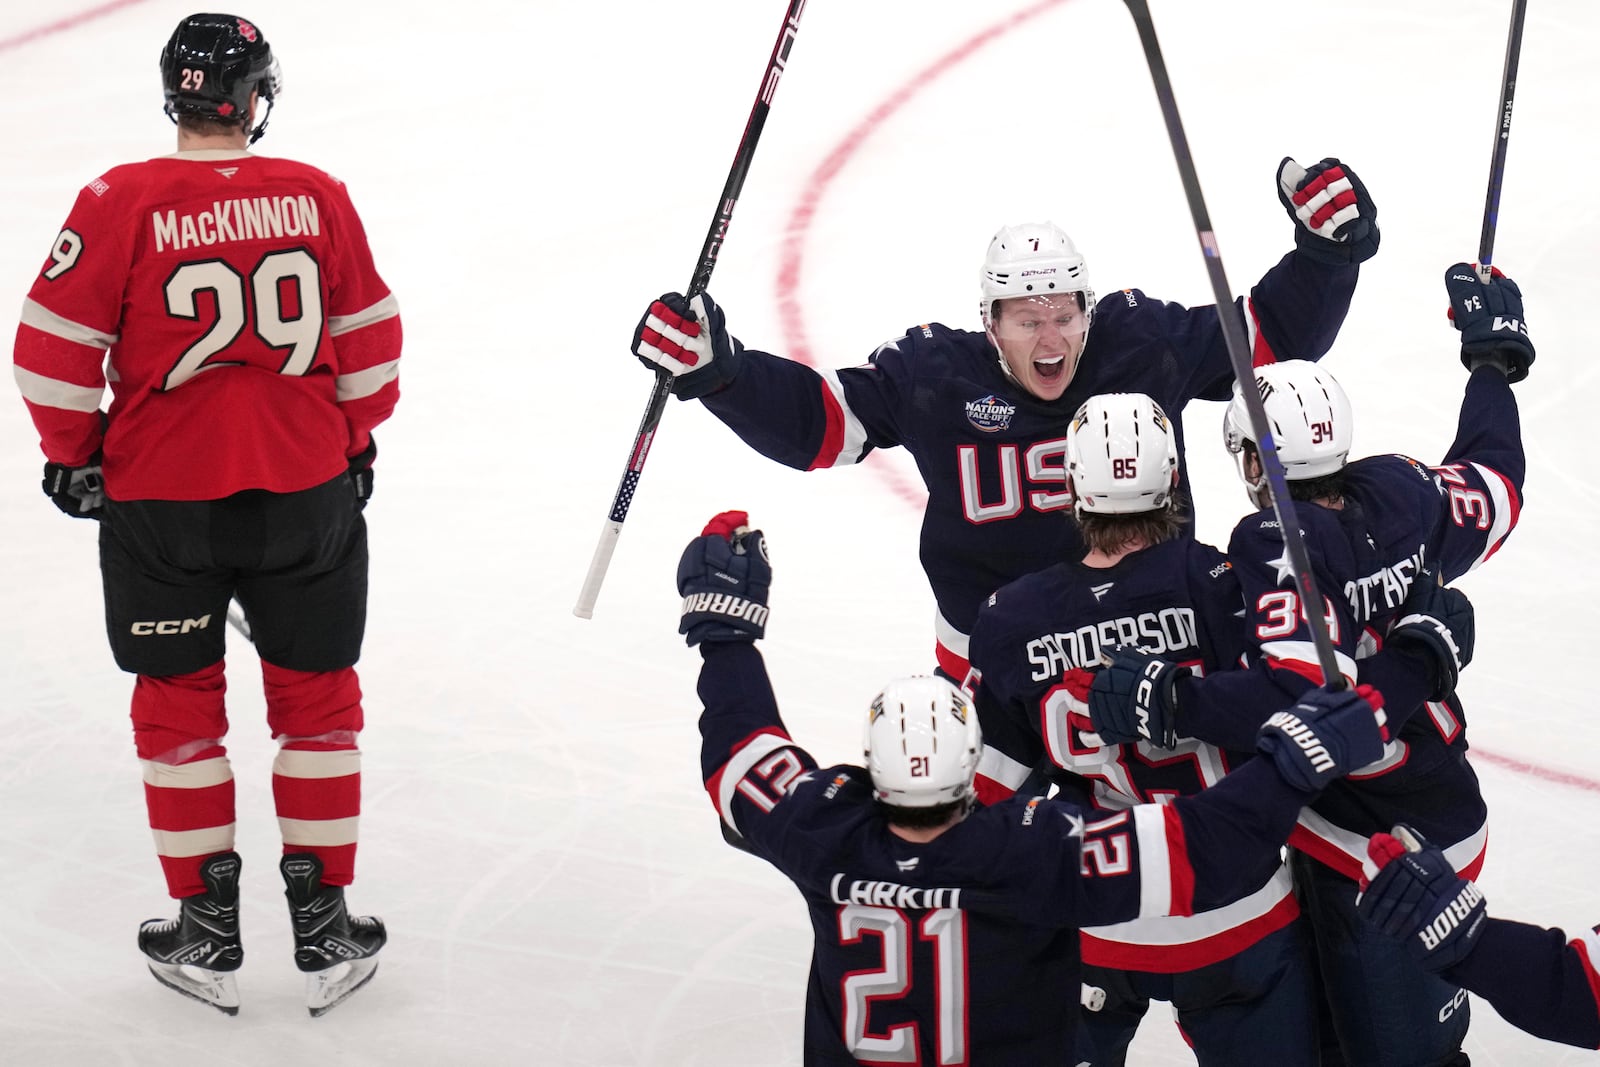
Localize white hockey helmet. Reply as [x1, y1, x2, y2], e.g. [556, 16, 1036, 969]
[1223, 361, 1354, 507]
[1067, 392, 1180, 516]
[863, 676, 981, 809]
[979, 221, 1096, 333]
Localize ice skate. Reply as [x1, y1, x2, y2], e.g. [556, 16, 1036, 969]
[137, 851, 243, 1016]
[280, 852, 386, 1017]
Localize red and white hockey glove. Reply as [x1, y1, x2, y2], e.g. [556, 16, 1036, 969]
[1278, 156, 1380, 265]
[633, 291, 745, 400]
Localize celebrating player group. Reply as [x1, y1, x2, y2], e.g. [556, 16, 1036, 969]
[630, 96, 1591, 1063]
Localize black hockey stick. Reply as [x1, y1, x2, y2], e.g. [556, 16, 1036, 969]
[1477, 0, 1528, 281]
[574, 0, 809, 619]
[1120, 0, 1344, 688]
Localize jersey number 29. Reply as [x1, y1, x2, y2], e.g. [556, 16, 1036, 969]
[162, 249, 323, 391]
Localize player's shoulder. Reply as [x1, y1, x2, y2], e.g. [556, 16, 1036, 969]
[871, 322, 984, 363]
[970, 792, 1085, 844]
[973, 565, 1077, 640]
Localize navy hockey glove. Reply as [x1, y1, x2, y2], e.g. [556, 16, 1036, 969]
[1386, 574, 1474, 702]
[1278, 157, 1380, 265]
[677, 510, 771, 646]
[347, 436, 376, 509]
[42, 455, 104, 519]
[1358, 825, 1488, 973]
[1446, 263, 1535, 382]
[1256, 683, 1389, 793]
[1087, 648, 1186, 748]
[633, 292, 745, 400]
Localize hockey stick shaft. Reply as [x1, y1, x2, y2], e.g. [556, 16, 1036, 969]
[1477, 0, 1528, 281]
[574, 0, 809, 620]
[226, 600, 252, 642]
[1120, 0, 1344, 688]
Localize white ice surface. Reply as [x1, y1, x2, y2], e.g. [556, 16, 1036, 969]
[2, 0, 1598, 1063]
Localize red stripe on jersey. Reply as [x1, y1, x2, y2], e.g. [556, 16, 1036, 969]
[1081, 891, 1299, 972]
[973, 775, 1015, 807]
[145, 779, 236, 833]
[935, 638, 970, 682]
[1246, 297, 1277, 367]
[1479, 464, 1522, 563]
[807, 377, 847, 470]
[704, 726, 794, 800]
[1264, 655, 1327, 686]
[1288, 825, 1364, 881]
[271, 772, 361, 821]
[1162, 804, 1197, 915]
[1573, 936, 1600, 1029]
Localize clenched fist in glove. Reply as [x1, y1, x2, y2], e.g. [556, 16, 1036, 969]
[1086, 647, 1186, 748]
[1358, 824, 1488, 973]
[1278, 157, 1380, 266]
[634, 292, 745, 400]
[677, 510, 771, 646]
[1256, 683, 1389, 793]
[1445, 264, 1535, 382]
[42, 455, 105, 519]
[1386, 574, 1474, 702]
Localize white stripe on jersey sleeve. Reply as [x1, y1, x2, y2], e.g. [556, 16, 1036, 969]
[20, 297, 117, 347]
[328, 293, 400, 336]
[1131, 804, 1174, 918]
[935, 610, 969, 659]
[975, 743, 1032, 793]
[817, 368, 870, 466]
[1259, 640, 1358, 685]
[14, 364, 103, 412]
[1466, 460, 1516, 572]
[336, 359, 400, 402]
[714, 731, 796, 832]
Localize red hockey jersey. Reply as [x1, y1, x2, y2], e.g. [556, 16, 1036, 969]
[14, 149, 401, 500]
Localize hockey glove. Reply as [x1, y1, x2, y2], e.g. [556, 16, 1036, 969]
[1256, 683, 1389, 793]
[347, 436, 376, 509]
[1086, 647, 1186, 749]
[634, 292, 745, 400]
[1445, 263, 1535, 382]
[42, 455, 104, 520]
[676, 510, 771, 646]
[1358, 824, 1488, 973]
[1278, 157, 1380, 266]
[1386, 574, 1474, 702]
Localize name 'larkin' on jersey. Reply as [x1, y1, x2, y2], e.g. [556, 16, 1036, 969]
[151, 194, 321, 253]
[828, 874, 963, 911]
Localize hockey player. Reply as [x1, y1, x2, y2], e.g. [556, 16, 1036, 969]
[678, 508, 1393, 1065]
[11, 14, 397, 1015]
[1076, 265, 1531, 1065]
[1359, 825, 1600, 1051]
[964, 393, 1466, 1066]
[634, 157, 1380, 678]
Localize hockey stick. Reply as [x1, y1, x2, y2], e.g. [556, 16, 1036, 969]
[1120, 0, 1344, 688]
[1476, 0, 1528, 281]
[573, 0, 810, 620]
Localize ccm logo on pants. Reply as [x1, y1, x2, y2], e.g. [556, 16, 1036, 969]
[131, 615, 212, 636]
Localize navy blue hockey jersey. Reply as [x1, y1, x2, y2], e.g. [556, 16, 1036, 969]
[1446, 917, 1600, 1049]
[1217, 365, 1524, 880]
[698, 252, 1357, 675]
[966, 539, 1304, 972]
[696, 641, 1328, 1064]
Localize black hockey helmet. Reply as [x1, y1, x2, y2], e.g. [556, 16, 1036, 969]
[159, 13, 280, 143]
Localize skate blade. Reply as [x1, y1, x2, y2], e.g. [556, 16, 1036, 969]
[305, 957, 379, 1017]
[147, 961, 240, 1016]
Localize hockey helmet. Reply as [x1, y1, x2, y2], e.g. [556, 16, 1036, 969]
[863, 676, 981, 809]
[1067, 392, 1180, 516]
[979, 222, 1096, 333]
[1223, 361, 1354, 508]
[160, 13, 281, 143]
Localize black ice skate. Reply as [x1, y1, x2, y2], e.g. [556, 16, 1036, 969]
[280, 852, 386, 1017]
[137, 851, 243, 1016]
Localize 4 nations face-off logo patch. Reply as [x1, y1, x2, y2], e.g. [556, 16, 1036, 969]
[964, 394, 1016, 433]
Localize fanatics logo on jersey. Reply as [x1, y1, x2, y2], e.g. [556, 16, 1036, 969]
[965, 394, 1016, 433]
[1090, 582, 1114, 602]
[87, 178, 109, 197]
[214, 167, 239, 180]
[895, 857, 920, 872]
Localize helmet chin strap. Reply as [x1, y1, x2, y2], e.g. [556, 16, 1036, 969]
[247, 97, 273, 145]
